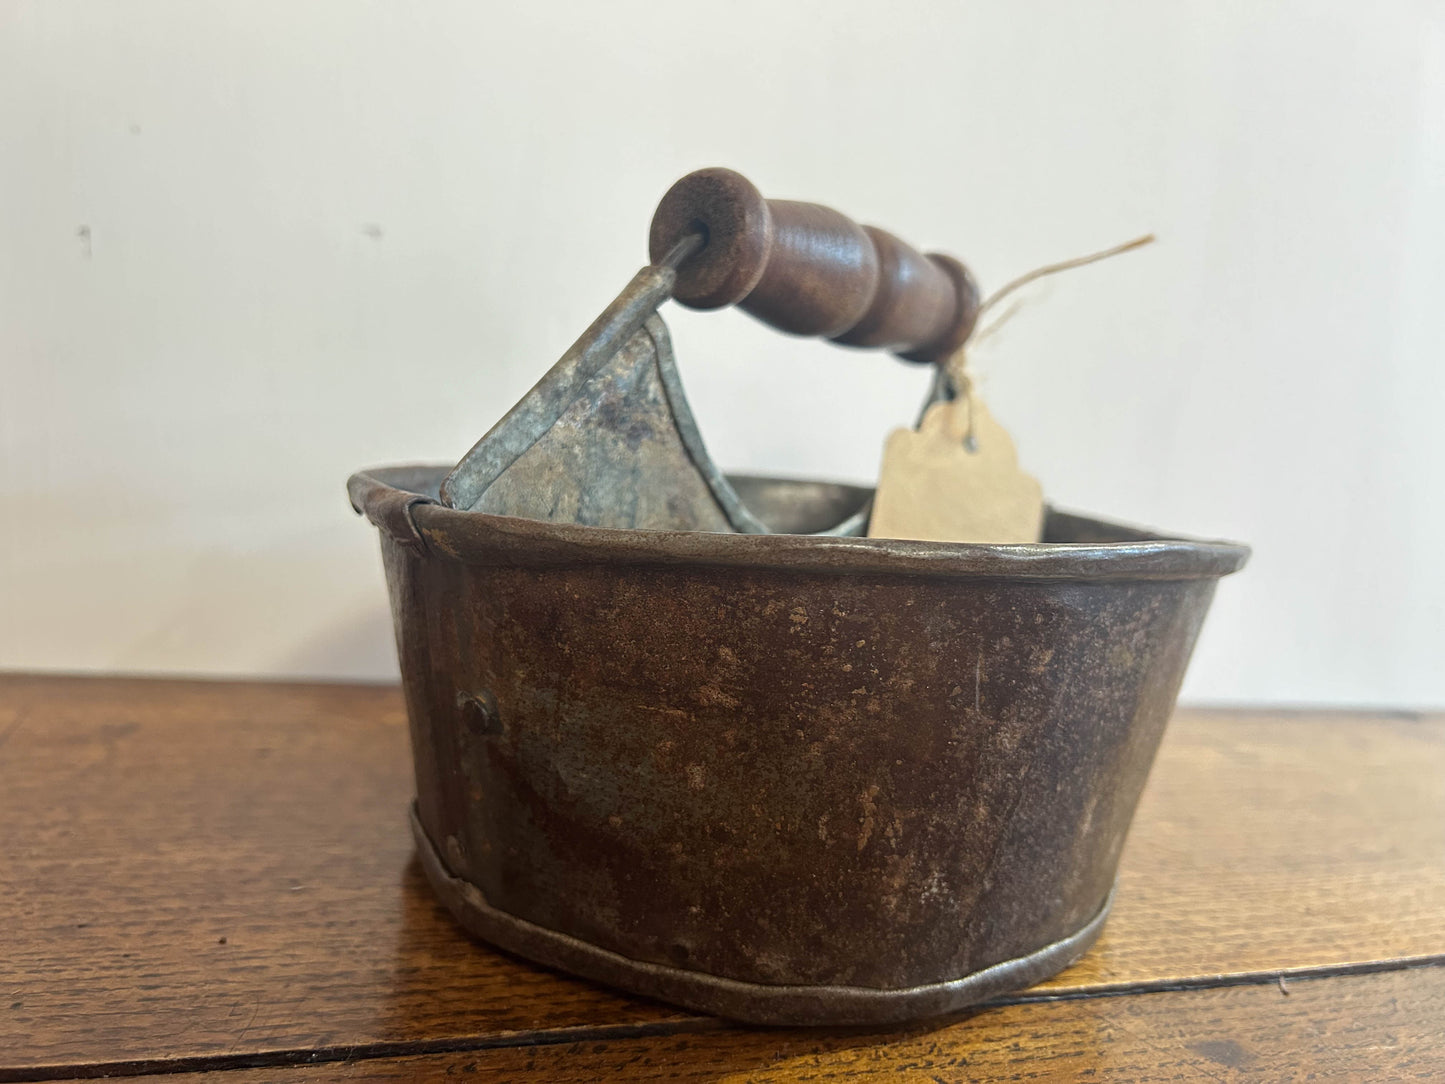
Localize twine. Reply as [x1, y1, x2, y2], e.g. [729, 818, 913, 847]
[944, 233, 1156, 448]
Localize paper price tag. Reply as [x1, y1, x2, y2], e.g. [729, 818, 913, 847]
[868, 395, 1043, 544]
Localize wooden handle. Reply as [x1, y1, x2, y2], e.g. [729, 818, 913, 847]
[648, 167, 980, 363]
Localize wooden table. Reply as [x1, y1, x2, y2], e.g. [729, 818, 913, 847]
[2, 675, 1442, 1081]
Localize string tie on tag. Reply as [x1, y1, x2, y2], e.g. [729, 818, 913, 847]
[942, 233, 1156, 450]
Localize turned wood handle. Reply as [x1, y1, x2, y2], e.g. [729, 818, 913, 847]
[648, 167, 980, 363]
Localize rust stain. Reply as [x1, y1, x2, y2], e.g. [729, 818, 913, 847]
[857, 784, 881, 852]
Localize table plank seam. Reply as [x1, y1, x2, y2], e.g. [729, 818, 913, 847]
[988, 951, 1445, 1005]
[9, 955, 1444, 1084]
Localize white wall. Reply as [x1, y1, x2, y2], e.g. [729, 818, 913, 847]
[2, 0, 1441, 707]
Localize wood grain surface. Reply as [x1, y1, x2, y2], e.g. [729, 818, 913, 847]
[1037, 706, 1445, 993]
[47, 963, 1445, 1082]
[2, 675, 1442, 1081]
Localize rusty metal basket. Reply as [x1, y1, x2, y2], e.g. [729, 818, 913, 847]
[350, 467, 1246, 1025]
[349, 169, 1247, 1025]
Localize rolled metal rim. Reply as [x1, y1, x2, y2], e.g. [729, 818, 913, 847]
[351, 464, 1250, 583]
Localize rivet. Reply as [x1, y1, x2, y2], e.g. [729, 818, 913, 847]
[456, 690, 502, 736]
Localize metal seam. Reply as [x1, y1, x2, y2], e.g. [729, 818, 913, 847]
[395, 494, 437, 552]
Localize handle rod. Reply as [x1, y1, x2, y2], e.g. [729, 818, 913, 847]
[648, 168, 979, 363]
